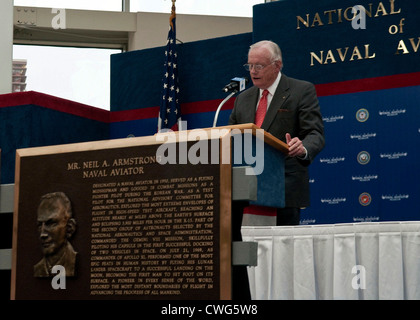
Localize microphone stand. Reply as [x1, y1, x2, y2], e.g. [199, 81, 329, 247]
[212, 91, 237, 127]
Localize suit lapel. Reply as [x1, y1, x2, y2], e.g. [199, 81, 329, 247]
[261, 74, 290, 131]
[242, 86, 260, 124]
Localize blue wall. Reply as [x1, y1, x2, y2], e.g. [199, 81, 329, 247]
[250, 0, 420, 224]
[252, 0, 420, 83]
[110, 33, 253, 137]
[308, 85, 420, 224]
[0, 101, 109, 184]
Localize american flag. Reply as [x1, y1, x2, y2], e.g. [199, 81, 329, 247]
[158, 2, 181, 132]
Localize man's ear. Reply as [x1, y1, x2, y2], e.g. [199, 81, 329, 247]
[275, 60, 283, 71]
[66, 218, 77, 238]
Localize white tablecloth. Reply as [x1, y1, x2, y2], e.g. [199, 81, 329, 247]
[241, 221, 420, 300]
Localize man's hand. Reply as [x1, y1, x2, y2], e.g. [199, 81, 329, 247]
[286, 133, 307, 158]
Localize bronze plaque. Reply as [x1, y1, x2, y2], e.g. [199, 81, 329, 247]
[11, 134, 232, 300]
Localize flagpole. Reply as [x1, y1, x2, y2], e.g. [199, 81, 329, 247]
[158, 0, 181, 133]
[170, 0, 176, 29]
[170, 0, 182, 131]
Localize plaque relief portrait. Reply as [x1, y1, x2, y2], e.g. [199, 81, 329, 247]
[33, 192, 78, 277]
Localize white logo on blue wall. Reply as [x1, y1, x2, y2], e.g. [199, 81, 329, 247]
[350, 133, 376, 140]
[323, 115, 344, 123]
[378, 109, 406, 117]
[356, 108, 369, 122]
[382, 194, 409, 201]
[379, 152, 408, 160]
[357, 151, 370, 165]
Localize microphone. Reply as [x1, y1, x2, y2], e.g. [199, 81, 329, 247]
[213, 77, 249, 127]
[222, 77, 249, 93]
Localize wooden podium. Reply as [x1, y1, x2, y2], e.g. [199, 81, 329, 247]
[11, 124, 288, 300]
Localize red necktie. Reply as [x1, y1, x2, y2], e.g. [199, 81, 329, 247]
[255, 89, 269, 127]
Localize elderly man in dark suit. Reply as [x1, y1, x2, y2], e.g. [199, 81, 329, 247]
[228, 40, 324, 300]
[229, 40, 325, 226]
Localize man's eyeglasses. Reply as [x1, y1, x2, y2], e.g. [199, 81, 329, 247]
[243, 61, 275, 72]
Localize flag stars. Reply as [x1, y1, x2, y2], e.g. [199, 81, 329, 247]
[159, 13, 181, 131]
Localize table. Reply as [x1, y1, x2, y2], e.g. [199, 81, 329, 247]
[241, 221, 420, 300]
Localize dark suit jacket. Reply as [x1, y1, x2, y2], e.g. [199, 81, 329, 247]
[229, 74, 325, 208]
